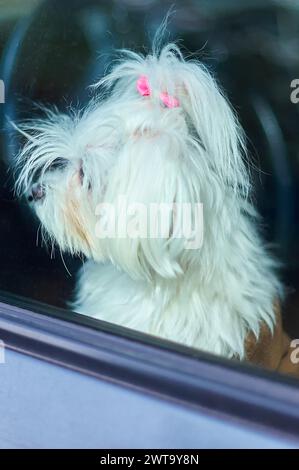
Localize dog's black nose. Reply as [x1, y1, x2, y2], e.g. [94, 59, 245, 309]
[28, 184, 45, 202]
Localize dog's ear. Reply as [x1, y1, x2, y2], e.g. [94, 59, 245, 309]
[97, 123, 204, 281]
[175, 55, 249, 197]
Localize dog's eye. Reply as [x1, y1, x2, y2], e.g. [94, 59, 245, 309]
[79, 160, 92, 190]
[48, 158, 68, 171]
[79, 161, 84, 185]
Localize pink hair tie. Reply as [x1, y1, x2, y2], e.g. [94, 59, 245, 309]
[136, 75, 179, 108]
[159, 91, 180, 109]
[136, 75, 151, 96]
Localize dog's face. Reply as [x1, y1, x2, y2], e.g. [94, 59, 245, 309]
[16, 45, 248, 281]
[17, 106, 120, 260]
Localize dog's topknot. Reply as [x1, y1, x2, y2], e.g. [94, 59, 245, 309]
[94, 43, 250, 198]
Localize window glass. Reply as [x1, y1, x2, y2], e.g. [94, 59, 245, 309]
[1, 0, 299, 377]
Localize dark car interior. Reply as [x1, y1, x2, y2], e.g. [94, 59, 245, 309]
[1, 0, 299, 359]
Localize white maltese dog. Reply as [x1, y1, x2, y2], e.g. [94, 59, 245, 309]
[16, 43, 282, 360]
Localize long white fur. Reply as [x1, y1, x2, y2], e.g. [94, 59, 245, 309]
[15, 43, 282, 359]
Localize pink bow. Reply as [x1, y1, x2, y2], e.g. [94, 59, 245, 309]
[136, 75, 179, 108]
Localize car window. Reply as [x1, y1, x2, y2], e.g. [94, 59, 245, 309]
[1, 0, 299, 379]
